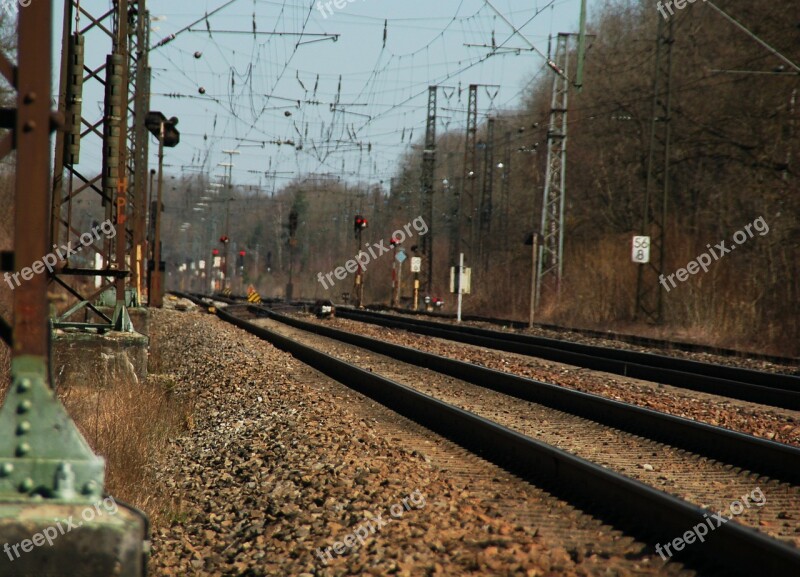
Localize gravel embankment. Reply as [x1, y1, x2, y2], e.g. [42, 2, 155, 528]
[373, 311, 799, 373]
[298, 314, 800, 447]
[258, 316, 800, 549]
[147, 308, 696, 576]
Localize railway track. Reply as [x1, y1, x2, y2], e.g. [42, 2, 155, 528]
[333, 307, 800, 411]
[177, 293, 800, 576]
[364, 304, 799, 365]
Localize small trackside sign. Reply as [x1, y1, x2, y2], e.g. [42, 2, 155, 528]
[632, 236, 650, 263]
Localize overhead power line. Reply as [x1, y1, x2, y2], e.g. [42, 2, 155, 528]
[705, 0, 800, 74]
[152, 0, 242, 50]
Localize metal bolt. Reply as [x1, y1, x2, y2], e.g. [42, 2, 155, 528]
[19, 478, 34, 492]
[54, 462, 76, 500]
[23, 92, 36, 104]
[17, 400, 32, 413]
[0, 463, 13, 476]
[83, 480, 99, 495]
[23, 120, 36, 132]
[17, 378, 31, 392]
[16, 421, 31, 435]
[16, 442, 31, 456]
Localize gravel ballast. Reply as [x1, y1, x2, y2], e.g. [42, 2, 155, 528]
[147, 308, 695, 576]
[303, 315, 800, 447]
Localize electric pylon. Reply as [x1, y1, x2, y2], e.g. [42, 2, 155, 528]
[419, 86, 437, 297]
[635, 17, 674, 323]
[537, 33, 570, 304]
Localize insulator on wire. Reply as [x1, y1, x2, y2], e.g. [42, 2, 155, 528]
[64, 34, 84, 165]
[102, 53, 124, 205]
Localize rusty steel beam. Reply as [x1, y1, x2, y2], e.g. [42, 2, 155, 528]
[13, 0, 55, 357]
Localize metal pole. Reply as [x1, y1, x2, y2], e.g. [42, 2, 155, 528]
[420, 86, 437, 297]
[146, 168, 154, 300]
[223, 197, 231, 291]
[50, 0, 72, 253]
[354, 227, 363, 307]
[456, 252, 464, 323]
[529, 233, 538, 328]
[397, 256, 403, 307]
[635, 17, 673, 323]
[151, 122, 164, 307]
[112, 0, 132, 330]
[253, 243, 259, 280]
[413, 270, 419, 310]
[288, 241, 294, 301]
[575, 0, 587, 92]
[391, 249, 397, 306]
[220, 150, 239, 292]
[131, 1, 151, 306]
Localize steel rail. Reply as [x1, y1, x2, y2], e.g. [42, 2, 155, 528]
[335, 308, 800, 410]
[363, 304, 800, 365]
[209, 303, 800, 577]
[254, 306, 800, 485]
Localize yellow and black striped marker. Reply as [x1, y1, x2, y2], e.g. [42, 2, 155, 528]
[247, 291, 262, 304]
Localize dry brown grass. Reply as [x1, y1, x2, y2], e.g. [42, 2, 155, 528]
[545, 232, 798, 357]
[58, 374, 194, 530]
[0, 344, 9, 401]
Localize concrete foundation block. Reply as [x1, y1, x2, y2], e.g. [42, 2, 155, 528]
[52, 331, 149, 387]
[0, 500, 148, 577]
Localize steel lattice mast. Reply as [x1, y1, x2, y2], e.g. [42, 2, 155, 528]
[51, 0, 151, 331]
[537, 33, 570, 304]
[635, 17, 674, 324]
[419, 86, 437, 298]
[478, 116, 495, 269]
[458, 84, 479, 264]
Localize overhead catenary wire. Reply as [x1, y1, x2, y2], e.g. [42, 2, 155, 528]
[148, 1, 565, 187]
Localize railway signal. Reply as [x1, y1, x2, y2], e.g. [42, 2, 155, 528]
[353, 214, 368, 307]
[354, 214, 368, 235]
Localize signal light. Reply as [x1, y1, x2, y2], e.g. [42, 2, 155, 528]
[354, 215, 368, 231]
[390, 236, 401, 247]
[219, 235, 229, 243]
[239, 250, 246, 256]
[211, 248, 219, 256]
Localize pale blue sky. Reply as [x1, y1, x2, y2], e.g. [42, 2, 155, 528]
[55, 0, 600, 191]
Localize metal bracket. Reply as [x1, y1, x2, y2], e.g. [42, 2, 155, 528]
[112, 302, 134, 332]
[0, 356, 104, 502]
